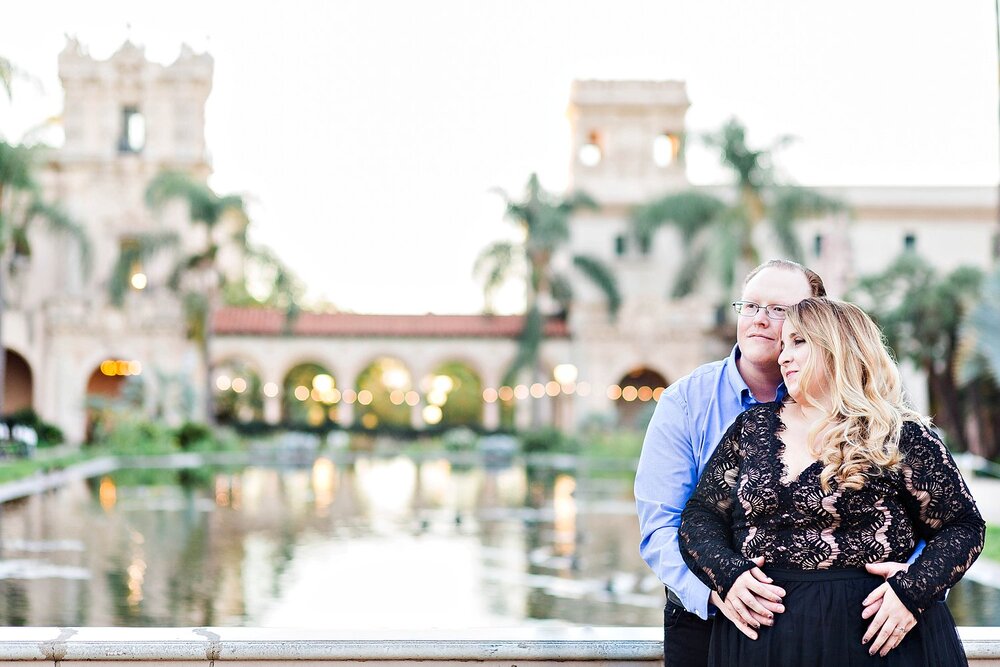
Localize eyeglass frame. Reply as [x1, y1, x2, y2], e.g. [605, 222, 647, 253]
[731, 301, 791, 320]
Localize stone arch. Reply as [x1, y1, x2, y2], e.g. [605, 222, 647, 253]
[84, 356, 145, 442]
[282, 361, 340, 427]
[422, 360, 485, 428]
[354, 356, 414, 430]
[3, 349, 33, 414]
[611, 366, 668, 430]
[213, 357, 265, 424]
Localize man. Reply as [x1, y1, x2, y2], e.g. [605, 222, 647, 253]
[634, 259, 824, 666]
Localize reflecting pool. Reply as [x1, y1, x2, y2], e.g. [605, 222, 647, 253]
[0, 455, 996, 628]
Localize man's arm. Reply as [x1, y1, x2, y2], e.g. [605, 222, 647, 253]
[634, 393, 713, 619]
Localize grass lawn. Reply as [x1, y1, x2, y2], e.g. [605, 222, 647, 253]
[983, 524, 1000, 562]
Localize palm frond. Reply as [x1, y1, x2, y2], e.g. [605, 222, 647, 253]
[958, 268, 1000, 384]
[631, 190, 725, 247]
[549, 272, 573, 315]
[107, 231, 180, 306]
[26, 199, 93, 278]
[572, 254, 621, 318]
[556, 189, 598, 215]
[145, 170, 221, 227]
[670, 245, 709, 299]
[708, 206, 747, 295]
[769, 186, 846, 261]
[703, 118, 769, 191]
[501, 305, 544, 387]
[0, 141, 38, 192]
[474, 240, 524, 312]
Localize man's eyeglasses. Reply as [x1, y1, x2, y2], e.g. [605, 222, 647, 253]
[732, 301, 790, 320]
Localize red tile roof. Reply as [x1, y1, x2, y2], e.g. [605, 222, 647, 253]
[212, 307, 570, 339]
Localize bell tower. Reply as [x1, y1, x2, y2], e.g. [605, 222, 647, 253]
[567, 80, 690, 205]
[58, 38, 213, 171]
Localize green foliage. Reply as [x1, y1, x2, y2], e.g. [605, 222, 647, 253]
[355, 359, 411, 429]
[851, 252, 986, 454]
[502, 305, 544, 387]
[959, 268, 1000, 385]
[0, 452, 91, 484]
[432, 362, 484, 428]
[579, 431, 644, 459]
[441, 427, 478, 453]
[982, 525, 1000, 563]
[851, 253, 982, 371]
[173, 421, 215, 450]
[572, 255, 621, 317]
[519, 426, 579, 455]
[2, 408, 63, 447]
[214, 361, 264, 424]
[110, 467, 181, 487]
[102, 417, 179, 456]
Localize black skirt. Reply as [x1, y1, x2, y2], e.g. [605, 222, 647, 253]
[708, 567, 966, 667]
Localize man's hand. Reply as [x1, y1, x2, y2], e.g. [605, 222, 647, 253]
[719, 556, 785, 637]
[862, 582, 917, 657]
[862, 561, 909, 619]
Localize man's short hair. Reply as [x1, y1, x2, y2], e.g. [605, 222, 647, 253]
[744, 259, 826, 297]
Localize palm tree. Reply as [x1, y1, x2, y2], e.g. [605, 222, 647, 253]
[632, 118, 844, 300]
[0, 140, 91, 414]
[961, 267, 1000, 382]
[956, 267, 1000, 460]
[109, 170, 297, 424]
[475, 173, 621, 400]
[851, 252, 984, 454]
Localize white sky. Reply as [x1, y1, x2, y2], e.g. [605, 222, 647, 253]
[1, 1, 998, 314]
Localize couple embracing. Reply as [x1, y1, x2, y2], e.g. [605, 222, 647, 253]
[635, 260, 985, 666]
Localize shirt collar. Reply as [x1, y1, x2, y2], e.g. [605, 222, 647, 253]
[727, 344, 787, 408]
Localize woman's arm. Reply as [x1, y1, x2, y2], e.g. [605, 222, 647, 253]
[887, 421, 986, 616]
[679, 414, 756, 598]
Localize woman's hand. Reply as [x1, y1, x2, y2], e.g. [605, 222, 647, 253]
[723, 556, 786, 632]
[861, 582, 917, 657]
[862, 561, 909, 619]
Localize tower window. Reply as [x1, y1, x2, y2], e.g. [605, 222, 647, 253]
[578, 130, 603, 167]
[119, 106, 146, 153]
[903, 233, 917, 252]
[653, 132, 680, 167]
[814, 234, 823, 257]
[614, 234, 627, 256]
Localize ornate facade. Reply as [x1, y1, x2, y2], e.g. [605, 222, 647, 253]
[2, 41, 996, 442]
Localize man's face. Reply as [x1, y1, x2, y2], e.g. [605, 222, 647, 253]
[736, 268, 813, 368]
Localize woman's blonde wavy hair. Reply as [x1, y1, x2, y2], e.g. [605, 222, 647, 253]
[785, 298, 923, 491]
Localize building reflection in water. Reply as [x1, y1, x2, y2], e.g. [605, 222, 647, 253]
[0, 454, 994, 627]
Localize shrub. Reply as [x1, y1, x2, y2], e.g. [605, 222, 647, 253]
[173, 421, 215, 450]
[2, 408, 64, 447]
[102, 417, 178, 456]
[520, 427, 579, 455]
[442, 427, 478, 453]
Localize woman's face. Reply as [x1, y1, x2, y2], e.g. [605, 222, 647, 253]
[778, 319, 829, 404]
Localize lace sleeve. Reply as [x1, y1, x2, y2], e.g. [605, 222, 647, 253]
[887, 421, 986, 616]
[679, 413, 755, 598]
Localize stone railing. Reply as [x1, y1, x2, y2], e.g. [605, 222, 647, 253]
[0, 627, 997, 665]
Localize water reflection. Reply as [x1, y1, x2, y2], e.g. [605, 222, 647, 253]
[0, 455, 994, 628]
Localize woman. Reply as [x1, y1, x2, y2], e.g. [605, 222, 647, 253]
[679, 297, 984, 666]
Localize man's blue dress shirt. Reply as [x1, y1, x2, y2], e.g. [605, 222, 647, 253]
[634, 345, 782, 620]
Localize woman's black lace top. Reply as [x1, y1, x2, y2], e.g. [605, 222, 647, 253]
[679, 402, 984, 616]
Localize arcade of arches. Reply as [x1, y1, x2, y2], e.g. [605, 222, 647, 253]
[2, 337, 672, 437]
